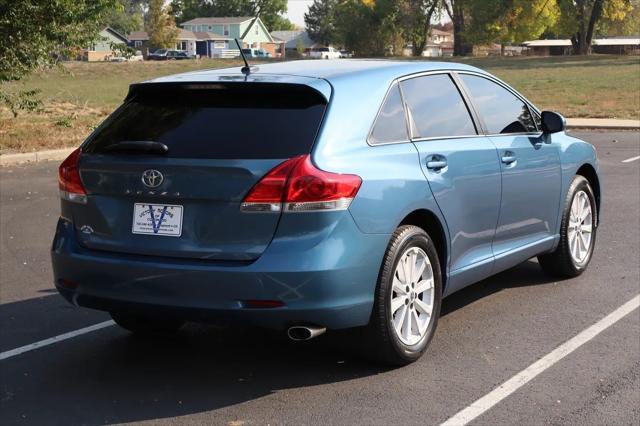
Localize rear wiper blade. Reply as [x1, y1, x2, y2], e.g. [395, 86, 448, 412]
[105, 141, 168, 154]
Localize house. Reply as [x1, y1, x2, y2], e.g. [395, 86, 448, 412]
[128, 29, 198, 58]
[430, 29, 453, 44]
[592, 37, 640, 54]
[84, 27, 128, 61]
[180, 16, 280, 57]
[522, 37, 640, 55]
[271, 30, 317, 57]
[522, 39, 572, 56]
[402, 28, 454, 57]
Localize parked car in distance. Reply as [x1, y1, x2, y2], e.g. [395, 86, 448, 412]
[148, 49, 193, 60]
[147, 48, 168, 60]
[340, 50, 353, 58]
[241, 48, 272, 58]
[53, 60, 601, 365]
[310, 46, 341, 59]
[110, 50, 144, 62]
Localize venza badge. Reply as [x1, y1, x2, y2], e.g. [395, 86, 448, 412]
[141, 169, 163, 188]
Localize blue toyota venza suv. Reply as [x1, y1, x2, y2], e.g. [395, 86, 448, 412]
[52, 60, 601, 365]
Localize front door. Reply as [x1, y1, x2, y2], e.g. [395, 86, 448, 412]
[400, 73, 502, 294]
[458, 74, 562, 271]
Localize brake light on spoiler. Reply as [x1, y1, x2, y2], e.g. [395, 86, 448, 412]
[241, 155, 362, 213]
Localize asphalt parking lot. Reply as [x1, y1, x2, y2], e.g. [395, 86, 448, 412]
[1, 131, 638, 425]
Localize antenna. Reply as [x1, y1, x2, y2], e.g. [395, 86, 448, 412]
[235, 38, 252, 75]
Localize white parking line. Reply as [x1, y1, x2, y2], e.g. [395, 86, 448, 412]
[621, 155, 640, 163]
[441, 294, 640, 426]
[0, 320, 115, 361]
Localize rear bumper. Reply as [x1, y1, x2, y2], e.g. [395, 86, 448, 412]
[51, 214, 390, 330]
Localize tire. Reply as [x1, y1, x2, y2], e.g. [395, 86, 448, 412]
[538, 175, 597, 278]
[110, 312, 184, 334]
[364, 225, 442, 366]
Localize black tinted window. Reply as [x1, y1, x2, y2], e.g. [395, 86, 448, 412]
[83, 84, 327, 159]
[460, 74, 537, 134]
[400, 74, 476, 139]
[369, 84, 409, 144]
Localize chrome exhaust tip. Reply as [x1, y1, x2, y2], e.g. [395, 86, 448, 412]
[287, 325, 326, 341]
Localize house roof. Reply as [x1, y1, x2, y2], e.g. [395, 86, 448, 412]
[193, 31, 228, 41]
[523, 39, 572, 47]
[128, 31, 148, 41]
[594, 37, 640, 46]
[128, 29, 227, 42]
[270, 30, 316, 49]
[524, 38, 640, 47]
[103, 27, 128, 43]
[181, 16, 253, 25]
[431, 29, 452, 37]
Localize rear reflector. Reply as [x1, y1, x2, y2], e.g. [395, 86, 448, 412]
[58, 148, 87, 204]
[58, 279, 79, 290]
[241, 155, 361, 213]
[243, 300, 285, 309]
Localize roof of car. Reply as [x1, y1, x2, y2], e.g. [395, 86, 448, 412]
[149, 59, 487, 84]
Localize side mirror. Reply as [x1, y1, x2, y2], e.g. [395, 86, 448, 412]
[541, 111, 566, 134]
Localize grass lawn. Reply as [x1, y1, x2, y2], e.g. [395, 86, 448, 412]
[1, 55, 638, 154]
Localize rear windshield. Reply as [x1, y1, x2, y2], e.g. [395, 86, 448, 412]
[83, 83, 327, 159]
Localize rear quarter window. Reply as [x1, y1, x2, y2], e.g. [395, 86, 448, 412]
[83, 84, 327, 159]
[369, 83, 409, 145]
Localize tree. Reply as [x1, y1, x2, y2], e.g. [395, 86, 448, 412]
[171, 0, 289, 31]
[147, 0, 179, 49]
[305, 0, 338, 46]
[599, 0, 639, 35]
[331, 0, 399, 56]
[465, 0, 560, 53]
[105, 0, 145, 35]
[0, 0, 117, 83]
[556, 0, 633, 55]
[269, 14, 296, 31]
[443, 0, 473, 56]
[296, 37, 306, 55]
[397, 0, 441, 56]
[0, 0, 116, 116]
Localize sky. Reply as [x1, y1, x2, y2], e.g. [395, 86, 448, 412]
[285, 0, 313, 28]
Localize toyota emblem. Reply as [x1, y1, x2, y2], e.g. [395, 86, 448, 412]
[141, 169, 164, 188]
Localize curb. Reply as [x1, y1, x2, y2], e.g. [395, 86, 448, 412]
[1, 148, 75, 167]
[566, 118, 640, 130]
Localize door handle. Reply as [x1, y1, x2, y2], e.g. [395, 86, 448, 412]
[501, 151, 516, 165]
[426, 157, 447, 170]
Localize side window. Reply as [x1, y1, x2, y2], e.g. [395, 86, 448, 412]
[460, 74, 537, 134]
[399, 74, 476, 139]
[369, 83, 409, 144]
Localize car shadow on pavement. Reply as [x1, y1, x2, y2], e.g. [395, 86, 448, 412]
[442, 259, 556, 316]
[1, 259, 558, 425]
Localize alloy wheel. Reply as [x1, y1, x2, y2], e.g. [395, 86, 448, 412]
[568, 190, 593, 264]
[390, 247, 435, 346]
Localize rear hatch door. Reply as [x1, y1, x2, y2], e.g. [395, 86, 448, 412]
[75, 82, 328, 261]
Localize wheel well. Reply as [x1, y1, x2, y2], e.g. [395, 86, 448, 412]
[399, 210, 448, 288]
[576, 164, 601, 223]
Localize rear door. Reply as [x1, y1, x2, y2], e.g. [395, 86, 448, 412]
[400, 73, 502, 290]
[76, 83, 327, 261]
[458, 73, 562, 265]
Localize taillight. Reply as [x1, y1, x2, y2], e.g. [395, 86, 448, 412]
[58, 148, 87, 204]
[241, 155, 362, 213]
